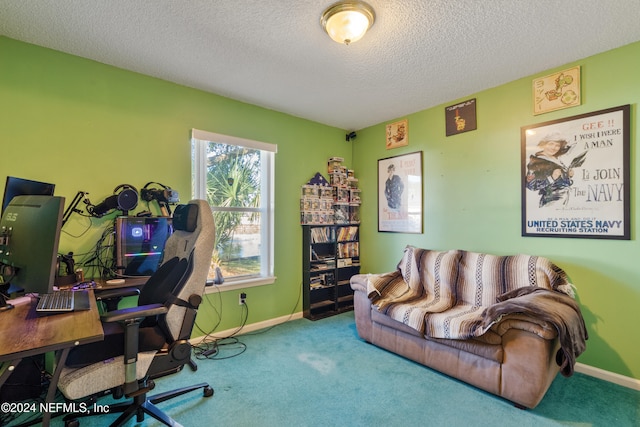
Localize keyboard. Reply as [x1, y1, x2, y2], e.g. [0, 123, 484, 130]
[36, 290, 75, 313]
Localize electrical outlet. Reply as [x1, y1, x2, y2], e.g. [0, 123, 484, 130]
[239, 292, 247, 305]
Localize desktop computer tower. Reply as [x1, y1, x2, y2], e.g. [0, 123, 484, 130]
[115, 216, 173, 278]
[0, 355, 44, 402]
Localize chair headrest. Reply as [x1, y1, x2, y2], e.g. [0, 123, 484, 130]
[173, 204, 199, 232]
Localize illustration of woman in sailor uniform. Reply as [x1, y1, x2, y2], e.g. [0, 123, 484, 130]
[526, 133, 586, 207]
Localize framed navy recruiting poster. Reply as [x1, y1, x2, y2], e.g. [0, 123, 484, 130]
[521, 105, 630, 239]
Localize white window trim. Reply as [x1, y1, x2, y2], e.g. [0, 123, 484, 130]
[191, 128, 277, 291]
[192, 129, 277, 153]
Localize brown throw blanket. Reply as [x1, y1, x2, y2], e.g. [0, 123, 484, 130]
[480, 286, 588, 377]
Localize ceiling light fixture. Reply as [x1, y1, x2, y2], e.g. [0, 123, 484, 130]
[321, 1, 375, 45]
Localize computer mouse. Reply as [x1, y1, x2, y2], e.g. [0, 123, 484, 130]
[72, 281, 96, 290]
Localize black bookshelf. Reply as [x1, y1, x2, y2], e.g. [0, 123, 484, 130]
[302, 225, 360, 320]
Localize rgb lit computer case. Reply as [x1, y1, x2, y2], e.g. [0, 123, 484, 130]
[115, 216, 173, 277]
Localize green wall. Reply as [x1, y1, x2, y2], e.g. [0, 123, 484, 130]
[0, 36, 350, 335]
[2, 35, 639, 381]
[352, 41, 640, 380]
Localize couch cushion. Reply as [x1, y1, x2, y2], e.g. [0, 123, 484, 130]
[379, 247, 461, 333]
[399, 246, 460, 306]
[425, 303, 485, 339]
[371, 307, 423, 338]
[423, 252, 568, 339]
[455, 251, 563, 307]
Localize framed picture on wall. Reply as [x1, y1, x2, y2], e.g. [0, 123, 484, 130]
[521, 105, 630, 239]
[385, 119, 408, 149]
[378, 151, 423, 233]
[533, 66, 581, 115]
[445, 98, 477, 136]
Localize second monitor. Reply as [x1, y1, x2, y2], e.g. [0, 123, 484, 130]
[0, 195, 64, 308]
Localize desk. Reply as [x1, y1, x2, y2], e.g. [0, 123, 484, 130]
[93, 276, 148, 289]
[0, 291, 104, 426]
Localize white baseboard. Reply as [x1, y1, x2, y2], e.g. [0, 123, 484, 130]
[575, 362, 640, 391]
[191, 311, 304, 345]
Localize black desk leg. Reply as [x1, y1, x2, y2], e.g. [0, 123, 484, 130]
[40, 347, 71, 426]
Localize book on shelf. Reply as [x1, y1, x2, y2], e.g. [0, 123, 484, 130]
[311, 259, 336, 271]
[337, 242, 359, 258]
[310, 226, 335, 243]
[310, 271, 334, 288]
[311, 249, 335, 261]
[337, 226, 359, 242]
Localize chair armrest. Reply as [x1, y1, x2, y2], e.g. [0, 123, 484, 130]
[100, 303, 167, 395]
[94, 286, 140, 301]
[100, 303, 167, 323]
[95, 287, 141, 312]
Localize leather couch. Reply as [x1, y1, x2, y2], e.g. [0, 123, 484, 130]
[349, 247, 587, 409]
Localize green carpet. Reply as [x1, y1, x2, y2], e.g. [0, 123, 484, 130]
[6, 311, 640, 426]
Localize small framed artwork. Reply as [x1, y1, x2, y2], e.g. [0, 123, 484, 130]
[378, 151, 423, 233]
[521, 104, 630, 239]
[445, 98, 477, 136]
[386, 119, 408, 149]
[533, 66, 581, 115]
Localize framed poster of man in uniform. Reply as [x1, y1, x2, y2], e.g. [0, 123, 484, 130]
[378, 151, 423, 233]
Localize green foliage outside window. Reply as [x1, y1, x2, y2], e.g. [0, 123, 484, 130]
[205, 143, 262, 278]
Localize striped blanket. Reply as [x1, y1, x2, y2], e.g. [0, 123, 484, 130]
[367, 246, 576, 339]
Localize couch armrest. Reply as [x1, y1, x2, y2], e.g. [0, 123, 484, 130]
[350, 274, 369, 293]
[490, 314, 557, 340]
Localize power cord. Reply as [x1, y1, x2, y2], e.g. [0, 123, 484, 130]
[191, 278, 302, 359]
[60, 213, 94, 239]
[192, 285, 224, 356]
[194, 283, 223, 338]
[80, 223, 116, 279]
[193, 301, 249, 360]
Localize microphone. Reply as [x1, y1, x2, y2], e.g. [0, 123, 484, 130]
[89, 195, 118, 217]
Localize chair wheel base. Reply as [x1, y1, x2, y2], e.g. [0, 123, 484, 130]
[204, 385, 214, 397]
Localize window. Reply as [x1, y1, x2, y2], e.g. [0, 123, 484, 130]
[191, 129, 276, 288]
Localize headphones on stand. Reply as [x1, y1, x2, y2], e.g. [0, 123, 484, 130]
[140, 182, 179, 216]
[86, 184, 139, 217]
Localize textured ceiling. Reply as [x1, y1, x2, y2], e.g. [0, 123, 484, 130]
[1, 1, 640, 130]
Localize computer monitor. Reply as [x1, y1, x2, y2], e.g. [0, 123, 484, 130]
[115, 216, 173, 277]
[0, 195, 65, 309]
[2, 176, 56, 215]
